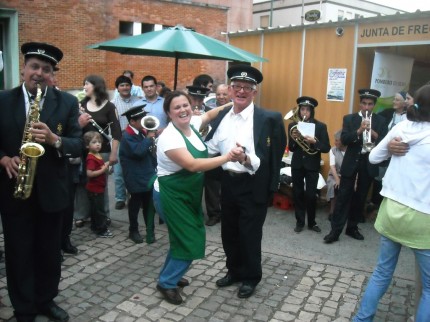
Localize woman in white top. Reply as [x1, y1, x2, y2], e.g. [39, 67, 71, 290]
[353, 84, 430, 322]
[154, 91, 240, 305]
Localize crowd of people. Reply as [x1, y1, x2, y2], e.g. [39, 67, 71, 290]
[0, 40, 428, 321]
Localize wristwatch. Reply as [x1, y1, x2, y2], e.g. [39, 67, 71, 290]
[54, 137, 62, 149]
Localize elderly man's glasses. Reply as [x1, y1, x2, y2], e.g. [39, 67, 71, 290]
[231, 84, 255, 93]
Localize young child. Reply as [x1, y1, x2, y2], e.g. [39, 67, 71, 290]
[119, 105, 157, 244]
[84, 131, 113, 238]
[325, 130, 346, 220]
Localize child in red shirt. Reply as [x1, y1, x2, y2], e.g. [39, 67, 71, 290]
[84, 131, 113, 238]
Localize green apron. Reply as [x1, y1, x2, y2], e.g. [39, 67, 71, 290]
[159, 125, 208, 260]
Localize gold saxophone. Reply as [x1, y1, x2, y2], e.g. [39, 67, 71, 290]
[14, 84, 46, 199]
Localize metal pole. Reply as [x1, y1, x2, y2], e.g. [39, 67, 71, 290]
[270, 0, 274, 27]
[301, 0, 305, 25]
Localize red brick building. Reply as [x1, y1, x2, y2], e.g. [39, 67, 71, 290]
[0, 0, 253, 91]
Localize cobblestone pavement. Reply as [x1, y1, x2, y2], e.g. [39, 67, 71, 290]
[0, 216, 416, 322]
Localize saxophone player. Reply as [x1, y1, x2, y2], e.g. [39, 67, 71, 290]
[0, 42, 82, 322]
[288, 96, 330, 234]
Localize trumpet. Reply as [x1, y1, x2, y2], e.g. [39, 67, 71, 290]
[362, 111, 375, 152]
[284, 107, 318, 155]
[141, 115, 160, 132]
[141, 115, 160, 157]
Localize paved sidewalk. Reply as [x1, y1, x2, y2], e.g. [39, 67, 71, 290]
[0, 214, 415, 322]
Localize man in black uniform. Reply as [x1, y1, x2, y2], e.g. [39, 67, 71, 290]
[288, 96, 330, 233]
[206, 65, 286, 299]
[324, 89, 387, 243]
[0, 42, 82, 322]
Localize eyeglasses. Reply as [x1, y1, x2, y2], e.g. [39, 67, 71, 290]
[231, 84, 255, 93]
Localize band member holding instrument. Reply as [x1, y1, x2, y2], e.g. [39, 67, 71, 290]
[74, 75, 121, 228]
[119, 105, 157, 244]
[288, 96, 330, 233]
[0, 42, 82, 322]
[324, 89, 387, 244]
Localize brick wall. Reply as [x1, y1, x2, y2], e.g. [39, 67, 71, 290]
[2, 0, 237, 91]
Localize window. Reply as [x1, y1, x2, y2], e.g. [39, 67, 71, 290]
[338, 10, 344, 21]
[260, 15, 269, 28]
[119, 21, 133, 36]
[120, 22, 177, 36]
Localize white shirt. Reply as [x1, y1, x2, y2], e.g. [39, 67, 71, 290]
[329, 148, 345, 166]
[156, 121, 206, 177]
[206, 103, 260, 174]
[369, 120, 430, 214]
[22, 83, 46, 116]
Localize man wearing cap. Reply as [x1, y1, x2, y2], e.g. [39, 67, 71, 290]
[119, 105, 157, 244]
[206, 65, 286, 298]
[133, 75, 167, 131]
[187, 85, 211, 116]
[324, 89, 387, 244]
[0, 42, 82, 321]
[288, 96, 330, 234]
[111, 75, 141, 210]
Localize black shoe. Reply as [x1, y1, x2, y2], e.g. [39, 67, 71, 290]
[294, 225, 303, 233]
[177, 278, 189, 287]
[129, 231, 143, 244]
[156, 285, 183, 305]
[324, 231, 339, 244]
[238, 283, 256, 298]
[74, 220, 84, 228]
[205, 216, 221, 226]
[309, 225, 321, 233]
[346, 228, 364, 240]
[115, 201, 126, 210]
[39, 302, 69, 322]
[216, 273, 238, 287]
[62, 237, 78, 255]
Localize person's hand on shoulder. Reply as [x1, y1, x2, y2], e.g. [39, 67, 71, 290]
[388, 137, 409, 156]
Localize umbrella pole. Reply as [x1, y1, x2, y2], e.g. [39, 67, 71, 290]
[174, 57, 178, 90]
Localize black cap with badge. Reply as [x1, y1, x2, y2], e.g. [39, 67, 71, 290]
[358, 88, 381, 101]
[297, 96, 318, 108]
[227, 64, 263, 84]
[186, 85, 210, 98]
[21, 42, 63, 66]
[121, 104, 147, 121]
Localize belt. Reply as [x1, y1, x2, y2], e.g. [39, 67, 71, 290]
[225, 170, 251, 178]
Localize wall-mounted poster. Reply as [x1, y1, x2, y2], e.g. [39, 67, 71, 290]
[371, 52, 414, 113]
[326, 68, 347, 102]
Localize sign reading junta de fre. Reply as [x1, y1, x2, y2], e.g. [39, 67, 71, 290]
[358, 18, 430, 44]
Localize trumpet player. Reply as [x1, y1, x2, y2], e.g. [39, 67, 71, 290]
[119, 105, 157, 245]
[288, 96, 330, 234]
[0, 42, 82, 322]
[324, 89, 388, 244]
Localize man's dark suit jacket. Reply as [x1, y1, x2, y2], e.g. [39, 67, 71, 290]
[0, 86, 82, 213]
[205, 105, 287, 204]
[288, 119, 330, 171]
[340, 112, 388, 178]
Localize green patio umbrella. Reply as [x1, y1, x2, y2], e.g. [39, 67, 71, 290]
[89, 25, 267, 89]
